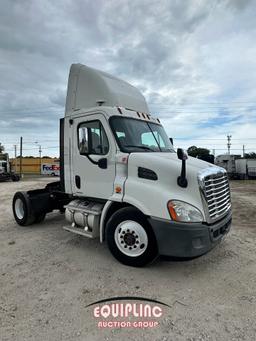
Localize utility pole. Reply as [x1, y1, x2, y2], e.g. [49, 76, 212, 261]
[227, 134, 232, 155]
[243, 145, 245, 158]
[19, 137, 23, 178]
[14, 145, 17, 172]
[39, 145, 42, 175]
[35, 141, 42, 175]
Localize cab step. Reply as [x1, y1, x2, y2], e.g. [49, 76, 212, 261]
[63, 225, 94, 238]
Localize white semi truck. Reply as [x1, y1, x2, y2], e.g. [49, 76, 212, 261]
[0, 154, 20, 182]
[12, 64, 232, 266]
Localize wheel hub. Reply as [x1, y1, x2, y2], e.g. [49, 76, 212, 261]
[123, 232, 136, 246]
[114, 220, 148, 257]
[15, 198, 25, 220]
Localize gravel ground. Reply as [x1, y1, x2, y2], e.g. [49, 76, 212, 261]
[0, 178, 255, 341]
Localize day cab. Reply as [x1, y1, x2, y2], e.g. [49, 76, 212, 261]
[12, 64, 232, 266]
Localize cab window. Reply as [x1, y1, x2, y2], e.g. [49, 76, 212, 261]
[141, 131, 165, 148]
[78, 120, 109, 155]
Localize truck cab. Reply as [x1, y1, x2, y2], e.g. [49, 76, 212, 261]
[0, 155, 20, 182]
[12, 64, 232, 266]
[0, 160, 8, 173]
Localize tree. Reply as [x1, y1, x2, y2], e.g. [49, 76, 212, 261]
[187, 145, 210, 158]
[0, 143, 4, 154]
[187, 146, 214, 163]
[16, 155, 35, 158]
[244, 152, 256, 159]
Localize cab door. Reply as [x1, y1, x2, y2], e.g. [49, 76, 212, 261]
[71, 113, 116, 199]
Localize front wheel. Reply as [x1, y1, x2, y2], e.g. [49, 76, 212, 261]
[106, 207, 158, 267]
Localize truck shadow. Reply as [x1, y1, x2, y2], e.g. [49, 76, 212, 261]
[13, 212, 237, 274]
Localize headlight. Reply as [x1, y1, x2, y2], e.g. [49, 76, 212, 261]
[167, 200, 203, 222]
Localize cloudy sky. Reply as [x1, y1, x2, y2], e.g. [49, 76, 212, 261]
[1, 0, 256, 157]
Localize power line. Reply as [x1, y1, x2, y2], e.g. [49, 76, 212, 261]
[0, 101, 256, 115]
[150, 107, 256, 111]
[149, 103, 256, 106]
[1, 140, 59, 144]
[173, 137, 256, 140]
[0, 106, 64, 114]
[149, 100, 256, 105]
[2, 145, 59, 151]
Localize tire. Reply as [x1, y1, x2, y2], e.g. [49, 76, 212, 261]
[106, 207, 158, 267]
[12, 192, 36, 226]
[11, 174, 20, 182]
[34, 213, 46, 223]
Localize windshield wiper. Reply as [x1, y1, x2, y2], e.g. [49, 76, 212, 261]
[124, 144, 155, 151]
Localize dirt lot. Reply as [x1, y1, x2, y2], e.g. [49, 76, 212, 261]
[0, 178, 255, 341]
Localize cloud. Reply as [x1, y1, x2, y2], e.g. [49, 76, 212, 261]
[0, 0, 256, 157]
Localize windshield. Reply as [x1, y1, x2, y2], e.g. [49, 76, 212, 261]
[110, 117, 175, 153]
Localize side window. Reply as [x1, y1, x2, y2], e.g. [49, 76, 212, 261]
[78, 121, 109, 155]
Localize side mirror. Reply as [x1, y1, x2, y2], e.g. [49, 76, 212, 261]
[98, 158, 108, 169]
[177, 148, 188, 188]
[169, 137, 173, 145]
[177, 148, 188, 161]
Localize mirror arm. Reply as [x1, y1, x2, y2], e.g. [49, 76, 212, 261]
[177, 148, 188, 188]
[181, 159, 186, 179]
[84, 154, 99, 165]
[82, 154, 107, 169]
[177, 159, 188, 188]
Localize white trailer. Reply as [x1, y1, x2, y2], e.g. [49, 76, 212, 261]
[235, 158, 256, 179]
[248, 160, 256, 177]
[12, 64, 232, 266]
[215, 154, 241, 177]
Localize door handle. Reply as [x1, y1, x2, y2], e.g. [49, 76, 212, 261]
[75, 175, 81, 189]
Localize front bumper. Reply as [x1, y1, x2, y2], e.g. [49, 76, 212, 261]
[149, 211, 232, 258]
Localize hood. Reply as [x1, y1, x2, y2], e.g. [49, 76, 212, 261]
[127, 152, 221, 192]
[125, 152, 224, 220]
[129, 152, 217, 173]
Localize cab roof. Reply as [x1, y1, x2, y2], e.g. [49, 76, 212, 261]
[65, 64, 149, 116]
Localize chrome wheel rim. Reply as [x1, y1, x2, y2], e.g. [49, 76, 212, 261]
[114, 220, 148, 257]
[15, 198, 25, 220]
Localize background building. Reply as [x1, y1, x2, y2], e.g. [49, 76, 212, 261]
[10, 157, 59, 174]
[215, 154, 241, 176]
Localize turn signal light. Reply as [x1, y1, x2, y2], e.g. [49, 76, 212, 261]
[167, 201, 178, 221]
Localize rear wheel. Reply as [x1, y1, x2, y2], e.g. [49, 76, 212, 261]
[34, 213, 46, 223]
[13, 192, 36, 226]
[11, 174, 20, 182]
[106, 207, 158, 267]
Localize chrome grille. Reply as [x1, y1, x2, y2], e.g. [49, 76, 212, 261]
[198, 167, 231, 222]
